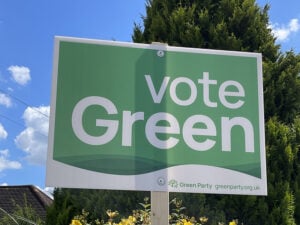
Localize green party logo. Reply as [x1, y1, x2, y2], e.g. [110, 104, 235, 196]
[169, 180, 179, 188]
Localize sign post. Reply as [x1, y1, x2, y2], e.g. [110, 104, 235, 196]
[47, 36, 267, 196]
[151, 191, 169, 225]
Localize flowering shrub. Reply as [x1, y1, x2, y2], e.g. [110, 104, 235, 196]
[69, 198, 238, 225]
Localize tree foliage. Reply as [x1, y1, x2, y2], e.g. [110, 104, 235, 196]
[133, 0, 278, 59]
[132, 0, 300, 224]
[264, 52, 300, 123]
[46, 189, 149, 225]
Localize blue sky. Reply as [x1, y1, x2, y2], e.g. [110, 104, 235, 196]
[0, 0, 299, 193]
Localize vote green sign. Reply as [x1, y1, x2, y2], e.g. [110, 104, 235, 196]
[46, 36, 267, 195]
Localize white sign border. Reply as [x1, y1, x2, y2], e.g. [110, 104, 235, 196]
[46, 36, 267, 195]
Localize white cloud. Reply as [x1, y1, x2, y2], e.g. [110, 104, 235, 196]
[0, 149, 22, 172]
[0, 123, 8, 140]
[0, 183, 8, 186]
[15, 106, 49, 165]
[8, 65, 31, 86]
[289, 18, 300, 32]
[269, 18, 300, 42]
[0, 149, 9, 157]
[0, 93, 12, 107]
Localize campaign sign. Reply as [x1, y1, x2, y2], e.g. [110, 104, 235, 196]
[46, 36, 267, 195]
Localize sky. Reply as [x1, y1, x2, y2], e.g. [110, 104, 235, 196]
[0, 0, 299, 194]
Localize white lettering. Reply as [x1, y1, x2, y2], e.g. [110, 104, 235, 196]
[169, 77, 197, 106]
[72, 71, 253, 154]
[72, 96, 118, 145]
[183, 115, 216, 151]
[222, 117, 254, 152]
[145, 74, 170, 103]
[198, 72, 218, 107]
[122, 111, 144, 146]
[145, 112, 180, 149]
[219, 81, 245, 109]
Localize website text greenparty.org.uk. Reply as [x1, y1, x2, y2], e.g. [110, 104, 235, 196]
[214, 184, 260, 192]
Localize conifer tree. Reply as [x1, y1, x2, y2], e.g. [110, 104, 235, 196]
[133, 0, 300, 224]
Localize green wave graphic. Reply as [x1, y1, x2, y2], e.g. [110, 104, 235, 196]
[54, 155, 168, 175]
[222, 163, 261, 178]
[54, 155, 260, 178]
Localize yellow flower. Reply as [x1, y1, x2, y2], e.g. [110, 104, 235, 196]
[118, 217, 135, 225]
[181, 219, 194, 225]
[200, 216, 208, 223]
[70, 219, 83, 225]
[128, 216, 136, 223]
[229, 220, 237, 225]
[106, 209, 119, 219]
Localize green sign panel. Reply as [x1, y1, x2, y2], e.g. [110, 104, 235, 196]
[46, 37, 267, 195]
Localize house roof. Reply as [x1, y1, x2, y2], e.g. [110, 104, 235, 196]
[0, 185, 53, 220]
